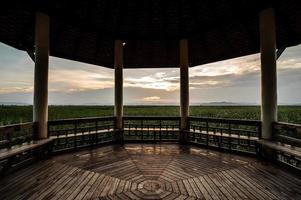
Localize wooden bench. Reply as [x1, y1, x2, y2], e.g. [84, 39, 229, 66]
[257, 139, 301, 158]
[0, 139, 53, 161]
[256, 139, 301, 173]
[0, 139, 53, 175]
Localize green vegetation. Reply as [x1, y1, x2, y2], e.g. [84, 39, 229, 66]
[1, 105, 301, 126]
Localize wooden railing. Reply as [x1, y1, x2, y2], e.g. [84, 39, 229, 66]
[270, 122, 301, 171]
[48, 117, 115, 152]
[4, 116, 301, 175]
[0, 117, 262, 155]
[0, 122, 53, 175]
[0, 122, 34, 150]
[273, 122, 301, 147]
[123, 116, 180, 142]
[188, 117, 262, 154]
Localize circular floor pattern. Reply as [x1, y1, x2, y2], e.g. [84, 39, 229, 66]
[1, 144, 301, 200]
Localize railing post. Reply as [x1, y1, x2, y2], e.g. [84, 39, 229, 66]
[179, 39, 190, 143]
[159, 119, 162, 141]
[6, 130, 12, 149]
[206, 120, 209, 146]
[95, 120, 98, 144]
[114, 40, 124, 143]
[74, 122, 77, 149]
[33, 12, 49, 140]
[192, 125, 196, 142]
[258, 122, 262, 139]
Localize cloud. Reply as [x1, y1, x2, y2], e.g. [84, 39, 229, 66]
[189, 80, 228, 89]
[142, 96, 161, 102]
[49, 68, 113, 92]
[124, 70, 179, 91]
[0, 86, 33, 94]
[123, 87, 179, 105]
[1, 42, 301, 105]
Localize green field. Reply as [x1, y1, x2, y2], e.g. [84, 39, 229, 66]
[0, 105, 301, 126]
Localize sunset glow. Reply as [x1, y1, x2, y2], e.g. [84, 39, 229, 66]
[0, 42, 301, 105]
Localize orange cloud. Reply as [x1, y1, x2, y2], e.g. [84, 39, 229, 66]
[142, 96, 161, 102]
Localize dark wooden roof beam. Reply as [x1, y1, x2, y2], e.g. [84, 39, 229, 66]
[276, 47, 286, 60]
[26, 49, 35, 62]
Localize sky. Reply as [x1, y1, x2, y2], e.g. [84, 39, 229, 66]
[0, 42, 301, 105]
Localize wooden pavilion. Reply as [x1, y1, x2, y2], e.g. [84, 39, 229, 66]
[0, 0, 301, 199]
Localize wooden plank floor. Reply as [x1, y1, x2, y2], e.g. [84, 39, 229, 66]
[1, 144, 301, 200]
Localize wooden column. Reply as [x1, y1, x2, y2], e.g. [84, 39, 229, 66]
[180, 39, 189, 143]
[33, 12, 49, 139]
[114, 40, 124, 141]
[260, 8, 278, 140]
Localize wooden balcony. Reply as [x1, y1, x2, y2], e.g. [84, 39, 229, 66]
[0, 116, 301, 199]
[1, 1, 301, 199]
[1, 143, 301, 199]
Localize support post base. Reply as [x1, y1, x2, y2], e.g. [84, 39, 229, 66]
[114, 129, 124, 143]
[179, 129, 189, 144]
[256, 142, 275, 161]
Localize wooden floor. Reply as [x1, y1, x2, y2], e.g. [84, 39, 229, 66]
[1, 144, 301, 200]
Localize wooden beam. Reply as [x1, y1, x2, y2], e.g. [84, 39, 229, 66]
[276, 47, 286, 60]
[26, 49, 35, 62]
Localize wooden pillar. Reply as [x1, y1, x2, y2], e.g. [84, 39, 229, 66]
[259, 8, 278, 140]
[114, 40, 124, 141]
[179, 39, 189, 143]
[33, 12, 49, 140]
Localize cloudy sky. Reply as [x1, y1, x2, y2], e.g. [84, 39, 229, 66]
[0, 42, 301, 105]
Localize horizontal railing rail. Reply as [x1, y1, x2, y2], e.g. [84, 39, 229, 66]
[123, 116, 181, 141]
[48, 117, 116, 152]
[0, 122, 34, 150]
[189, 117, 262, 126]
[273, 122, 301, 147]
[48, 116, 116, 126]
[188, 117, 262, 154]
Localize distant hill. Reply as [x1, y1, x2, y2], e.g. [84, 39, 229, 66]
[199, 102, 301, 106]
[278, 102, 301, 106]
[199, 101, 257, 106]
[0, 102, 30, 106]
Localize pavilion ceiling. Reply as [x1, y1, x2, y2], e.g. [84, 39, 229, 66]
[1, 0, 301, 68]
